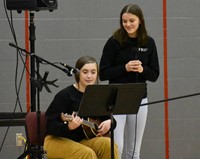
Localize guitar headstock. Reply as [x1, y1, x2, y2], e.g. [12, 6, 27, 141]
[61, 113, 73, 123]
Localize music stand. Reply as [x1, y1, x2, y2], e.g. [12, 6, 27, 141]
[78, 83, 146, 159]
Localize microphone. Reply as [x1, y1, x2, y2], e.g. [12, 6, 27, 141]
[132, 47, 139, 82]
[132, 47, 139, 60]
[60, 63, 79, 75]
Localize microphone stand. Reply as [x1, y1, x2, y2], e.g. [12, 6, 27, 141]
[29, 12, 36, 112]
[7, 9, 62, 159]
[9, 42, 73, 159]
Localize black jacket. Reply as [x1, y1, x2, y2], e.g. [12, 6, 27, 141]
[45, 85, 116, 142]
[100, 36, 160, 97]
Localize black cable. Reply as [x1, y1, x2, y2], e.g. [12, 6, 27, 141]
[3, 0, 23, 111]
[0, 0, 33, 152]
[131, 114, 137, 159]
[131, 47, 139, 158]
[140, 92, 200, 107]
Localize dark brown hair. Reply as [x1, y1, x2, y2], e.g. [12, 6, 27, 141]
[74, 55, 99, 83]
[113, 4, 148, 47]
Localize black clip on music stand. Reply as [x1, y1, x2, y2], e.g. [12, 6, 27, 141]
[77, 83, 146, 159]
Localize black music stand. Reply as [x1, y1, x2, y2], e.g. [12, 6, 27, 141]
[77, 83, 146, 159]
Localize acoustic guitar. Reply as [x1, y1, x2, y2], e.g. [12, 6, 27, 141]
[61, 113, 110, 139]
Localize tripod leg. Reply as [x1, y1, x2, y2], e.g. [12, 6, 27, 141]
[17, 149, 30, 159]
[110, 112, 115, 159]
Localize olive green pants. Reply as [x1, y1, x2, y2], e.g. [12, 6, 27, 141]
[44, 135, 119, 159]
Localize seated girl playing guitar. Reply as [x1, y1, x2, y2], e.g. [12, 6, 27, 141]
[44, 56, 119, 159]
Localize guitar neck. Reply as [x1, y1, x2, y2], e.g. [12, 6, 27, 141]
[61, 113, 98, 131]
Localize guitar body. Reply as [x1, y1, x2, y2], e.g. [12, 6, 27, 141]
[60, 113, 110, 140]
[82, 118, 100, 139]
[82, 118, 110, 139]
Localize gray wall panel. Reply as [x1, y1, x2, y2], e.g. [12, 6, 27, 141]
[1, 0, 200, 158]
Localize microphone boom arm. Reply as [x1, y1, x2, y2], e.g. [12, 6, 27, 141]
[9, 42, 72, 76]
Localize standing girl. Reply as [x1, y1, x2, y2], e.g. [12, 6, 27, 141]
[99, 4, 159, 159]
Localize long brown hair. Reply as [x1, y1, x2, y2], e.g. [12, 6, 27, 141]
[113, 4, 148, 47]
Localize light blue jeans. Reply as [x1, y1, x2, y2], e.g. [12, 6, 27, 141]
[114, 98, 148, 159]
